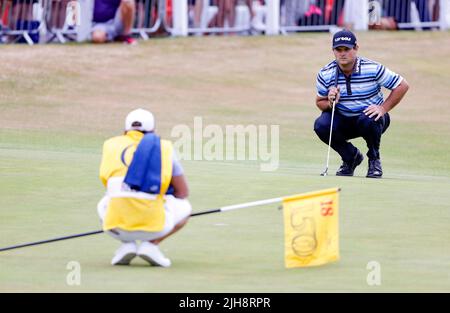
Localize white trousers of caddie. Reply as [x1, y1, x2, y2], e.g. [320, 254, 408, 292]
[97, 177, 192, 243]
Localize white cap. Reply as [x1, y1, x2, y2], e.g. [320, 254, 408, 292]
[125, 109, 155, 132]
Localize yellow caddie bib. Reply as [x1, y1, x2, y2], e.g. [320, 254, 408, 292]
[99, 132, 173, 232]
[99, 130, 144, 186]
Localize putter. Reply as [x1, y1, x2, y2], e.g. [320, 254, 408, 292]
[320, 97, 337, 177]
[321, 67, 340, 176]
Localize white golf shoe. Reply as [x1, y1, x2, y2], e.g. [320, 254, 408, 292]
[111, 242, 138, 266]
[137, 242, 171, 267]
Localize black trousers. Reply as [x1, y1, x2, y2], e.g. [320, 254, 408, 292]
[314, 111, 390, 163]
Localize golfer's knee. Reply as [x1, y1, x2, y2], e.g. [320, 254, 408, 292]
[92, 30, 107, 43]
[358, 114, 381, 133]
[314, 117, 330, 138]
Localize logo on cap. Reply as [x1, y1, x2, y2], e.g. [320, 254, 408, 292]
[335, 37, 352, 42]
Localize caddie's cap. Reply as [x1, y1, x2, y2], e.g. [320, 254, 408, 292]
[125, 108, 155, 132]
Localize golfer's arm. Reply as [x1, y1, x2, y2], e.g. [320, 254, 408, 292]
[381, 79, 409, 112]
[316, 96, 331, 111]
[171, 175, 189, 199]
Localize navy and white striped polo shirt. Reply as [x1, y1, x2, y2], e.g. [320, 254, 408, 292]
[316, 57, 403, 117]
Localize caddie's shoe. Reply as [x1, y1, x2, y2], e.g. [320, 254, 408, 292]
[137, 242, 171, 267]
[111, 242, 137, 265]
[366, 159, 383, 178]
[336, 150, 364, 176]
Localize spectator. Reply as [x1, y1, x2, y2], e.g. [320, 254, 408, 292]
[8, 0, 40, 43]
[298, 1, 324, 26]
[244, 0, 254, 22]
[135, 0, 145, 29]
[283, 0, 310, 27]
[189, 0, 204, 28]
[329, 0, 345, 25]
[384, 0, 430, 24]
[49, 0, 70, 30]
[342, 0, 367, 30]
[92, 0, 137, 44]
[0, 0, 8, 31]
[209, 0, 236, 29]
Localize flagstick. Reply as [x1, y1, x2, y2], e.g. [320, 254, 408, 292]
[0, 191, 340, 253]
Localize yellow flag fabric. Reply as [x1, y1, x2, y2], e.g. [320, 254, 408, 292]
[283, 188, 340, 268]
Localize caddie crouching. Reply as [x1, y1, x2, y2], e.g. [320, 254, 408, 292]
[97, 108, 191, 267]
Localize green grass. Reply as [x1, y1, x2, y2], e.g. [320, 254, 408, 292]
[1, 32, 450, 292]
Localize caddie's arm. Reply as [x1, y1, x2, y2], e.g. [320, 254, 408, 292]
[171, 175, 189, 199]
[364, 79, 409, 121]
[170, 152, 188, 198]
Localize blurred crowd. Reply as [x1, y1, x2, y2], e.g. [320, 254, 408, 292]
[0, 0, 443, 44]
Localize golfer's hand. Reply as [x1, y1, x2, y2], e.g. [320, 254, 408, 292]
[364, 105, 387, 121]
[328, 87, 340, 108]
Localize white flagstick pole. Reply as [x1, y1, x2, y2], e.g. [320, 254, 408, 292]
[190, 196, 284, 217]
[220, 197, 284, 212]
[1, 190, 341, 252]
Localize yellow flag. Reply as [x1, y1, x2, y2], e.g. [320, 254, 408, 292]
[283, 188, 340, 268]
